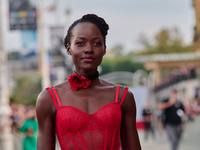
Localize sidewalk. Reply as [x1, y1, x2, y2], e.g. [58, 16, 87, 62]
[138, 116, 200, 150]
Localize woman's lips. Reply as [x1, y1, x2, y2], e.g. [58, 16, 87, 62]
[82, 56, 95, 62]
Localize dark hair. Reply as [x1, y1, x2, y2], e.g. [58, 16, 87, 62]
[64, 14, 109, 48]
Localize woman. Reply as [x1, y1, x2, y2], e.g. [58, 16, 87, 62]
[36, 14, 141, 150]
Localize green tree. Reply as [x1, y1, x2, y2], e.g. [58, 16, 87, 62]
[112, 57, 144, 72]
[109, 44, 125, 56]
[7, 51, 21, 60]
[100, 58, 114, 75]
[137, 27, 193, 55]
[10, 75, 41, 105]
[100, 56, 144, 75]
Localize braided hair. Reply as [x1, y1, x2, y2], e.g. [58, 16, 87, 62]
[64, 14, 109, 48]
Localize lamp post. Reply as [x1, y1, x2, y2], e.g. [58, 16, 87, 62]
[0, 0, 13, 149]
[193, 0, 200, 52]
[37, 0, 50, 89]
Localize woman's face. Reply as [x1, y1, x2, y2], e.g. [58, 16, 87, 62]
[67, 22, 106, 73]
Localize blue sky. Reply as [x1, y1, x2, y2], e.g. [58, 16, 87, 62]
[3, 0, 195, 52]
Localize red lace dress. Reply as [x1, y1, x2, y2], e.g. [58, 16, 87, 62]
[46, 85, 128, 150]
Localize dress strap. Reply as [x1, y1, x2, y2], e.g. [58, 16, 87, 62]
[51, 86, 62, 106]
[115, 85, 120, 102]
[46, 86, 62, 110]
[120, 87, 128, 106]
[115, 85, 129, 105]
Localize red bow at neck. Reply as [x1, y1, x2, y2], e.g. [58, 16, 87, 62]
[68, 74, 91, 91]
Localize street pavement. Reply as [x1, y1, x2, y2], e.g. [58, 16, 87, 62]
[138, 116, 200, 150]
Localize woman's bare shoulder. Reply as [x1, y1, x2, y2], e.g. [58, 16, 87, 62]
[121, 87, 136, 112]
[99, 78, 117, 87]
[37, 88, 52, 101]
[53, 81, 70, 91]
[36, 87, 56, 115]
[36, 89, 51, 107]
[37, 80, 68, 103]
[115, 85, 135, 106]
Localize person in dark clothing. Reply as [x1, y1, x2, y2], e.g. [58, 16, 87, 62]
[142, 101, 155, 140]
[157, 90, 185, 150]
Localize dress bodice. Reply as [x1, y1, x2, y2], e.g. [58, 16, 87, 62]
[46, 85, 128, 150]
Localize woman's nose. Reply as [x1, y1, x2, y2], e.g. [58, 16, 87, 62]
[85, 44, 93, 53]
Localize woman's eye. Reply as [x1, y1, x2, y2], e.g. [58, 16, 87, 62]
[76, 42, 84, 46]
[94, 42, 102, 46]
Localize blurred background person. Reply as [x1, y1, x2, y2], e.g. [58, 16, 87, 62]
[17, 105, 38, 150]
[142, 100, 155, 141]
[184, 99, 198, 123]
[157, 90, 185, 150]
[10, 102, 24, 150]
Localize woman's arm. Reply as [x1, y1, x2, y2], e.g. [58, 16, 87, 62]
[120, 90, 141, 150]
[36, 90, 56, 150]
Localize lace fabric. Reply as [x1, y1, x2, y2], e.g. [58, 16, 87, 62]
[46, 85, 128, 150]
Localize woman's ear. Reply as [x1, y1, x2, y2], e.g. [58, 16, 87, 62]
[103, 47, 106, 55]
[66, 45, 71, 55]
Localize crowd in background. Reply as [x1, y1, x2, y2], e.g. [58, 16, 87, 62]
[0, 102, 38, 150]
[183, 95, 200, 123]
[154, 66, 196, 92]
[141, 93, 200, 143]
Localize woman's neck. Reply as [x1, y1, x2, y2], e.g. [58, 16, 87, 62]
[73, 71, 99, 80]
[74, 68, 98, 76]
